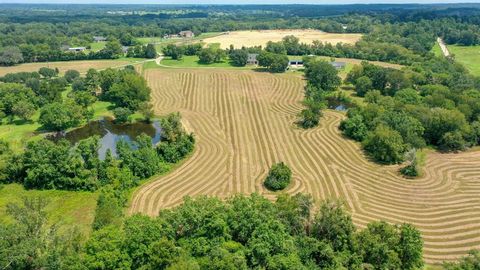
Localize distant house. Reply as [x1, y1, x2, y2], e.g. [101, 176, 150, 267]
[163, 34, 179, 39]
[122, 46, 130, 54]
[330, 61, 346, 69]
[93, 36, 107, 42]
[247, 54, 259, 65]
[179, 30, 195, 38]
[68, 47, 86, 52]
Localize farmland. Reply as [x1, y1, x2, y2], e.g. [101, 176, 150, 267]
[202, 29, 362, 49]
[130, 68, 480, 264]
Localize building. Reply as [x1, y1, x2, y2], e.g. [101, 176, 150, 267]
[330, 61, 346, 70]
[122, 46, 130, 54]
[289, 59, 304, 67]
[179, 30, 195, 38]
[247, 54, 259, 65]
[93, 36, 107, 42]
[68, 47, 86, 52]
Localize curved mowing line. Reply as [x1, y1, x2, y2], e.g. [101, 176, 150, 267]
[132, 69, 480, 263]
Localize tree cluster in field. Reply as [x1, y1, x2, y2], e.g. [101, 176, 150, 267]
[0, 112, 194, 191]
[340, 58, 480, 165]
[264, 162, 292, 191]
[0, 193, 424, 270]
[298, 58, 342, 129]
[162, 43, 204, 60]
[126, 44, 157, 59]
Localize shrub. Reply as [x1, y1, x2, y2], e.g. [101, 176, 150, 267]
[113, 107, 132, 124]
[264, 162, 292, 191]
[362, 125, 407, 164]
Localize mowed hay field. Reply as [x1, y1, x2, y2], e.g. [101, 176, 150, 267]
[130, 68, 480, 263]
[0, 59, 136, 76]
[203, 29, 362, 49]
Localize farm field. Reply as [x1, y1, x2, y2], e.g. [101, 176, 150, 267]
[448, 45, 480, 76]
[130, 68, 480, 264]
[202, 29, 362, 49]
[0, 58, 145, 76]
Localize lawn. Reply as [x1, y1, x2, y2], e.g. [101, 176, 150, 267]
[137, 32, 223, 52]
[158, 55, 253, 69]
[89, 41, 106, 52]
[0, 183, 98, 236]
[448, 45, 480, 76]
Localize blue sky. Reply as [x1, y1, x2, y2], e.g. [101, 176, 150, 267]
[2, 0, 480, 4]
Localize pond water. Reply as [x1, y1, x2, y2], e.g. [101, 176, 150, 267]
[327, 99, 355, 112]
[52, 117, 162, 160]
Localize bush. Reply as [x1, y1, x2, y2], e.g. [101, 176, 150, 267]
[264, 162, 292, 191]
[339, 114, 367, 141]
[113, 107, 132, 123]
[64, 69, 80, 83]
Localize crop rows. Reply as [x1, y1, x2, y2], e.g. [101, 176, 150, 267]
[130, 68, 480, 263]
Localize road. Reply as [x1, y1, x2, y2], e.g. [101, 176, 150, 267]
[437, 37, 450, 57]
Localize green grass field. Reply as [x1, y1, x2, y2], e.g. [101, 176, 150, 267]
[0, 183, 98, 235]
[137, 32, 223, 52]
[89, 41, 106, 52]
[448, 45, 480, 76]
[157, 55, 254, 69]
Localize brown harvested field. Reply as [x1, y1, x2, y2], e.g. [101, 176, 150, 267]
[130, 68, 480, 263]
[0, 59, 135, 76]
[203, 29, 362, 49]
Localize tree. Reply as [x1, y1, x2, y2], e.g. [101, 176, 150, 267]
[198, 47, 225, 64]
[144, 44, 157, 59]
[398, 224, 423, 270]
[64, 69, 80, 83]
[304, 60, 341, 92]
[354, 76, 373, 97]
[264, 162, 292, 191]
[229, 49, 249, 67]
[282, 35, 300, 55]
[362, 124, 407, 164]
[102, 39, 123, 59]
[339, 114, 368, 141]
[39, 102, 84, 131]
[312, 200, 355, 252]
[12, 100, 35, 121]
[257, 51, 289, 73]
[73, 91, 97, 108]
[0, 46, 23, 66]
[163, 44, 184, 60]
[139, 102, 154, 123]
[107, 73, 151, 110]
[265, 41, 287, 55]
[113, 107, 132, 123]
[38, 67, 58, 79]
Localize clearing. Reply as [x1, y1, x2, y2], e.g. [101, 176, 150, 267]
[0, 58, 145, 77]
[0, 183, 97, 236]
[447, 45, 480, 76]
[202, 29, 362, 49]
[130, 68, 480, 264]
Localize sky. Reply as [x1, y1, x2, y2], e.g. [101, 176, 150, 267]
[2, 0, 480, 4]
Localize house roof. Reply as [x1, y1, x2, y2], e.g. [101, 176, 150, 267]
[68, 47, 86, 50]
[247, 54, 258, 60]
[331, 61, 346, 67]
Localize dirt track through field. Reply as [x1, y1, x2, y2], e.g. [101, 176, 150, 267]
[130, 68, 480, 263]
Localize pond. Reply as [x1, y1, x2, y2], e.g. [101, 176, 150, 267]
[52, 117, 162, 160]
[326, 98, 356, 112]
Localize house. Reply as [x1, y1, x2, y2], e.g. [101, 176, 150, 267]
[179, 30, 195, 38]
[68, 47, 86, 52]
[247, 54, 259, 65]
[122, 46, 130, 54]
[289, 59, 304, 67]
[93, 36, 107, 42]
[330, 61, 346, 69]
[163, 34, 179, 39]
